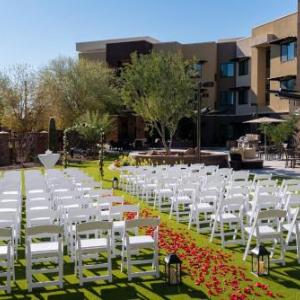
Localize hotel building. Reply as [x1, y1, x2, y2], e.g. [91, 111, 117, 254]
[76, 6, 300, 147]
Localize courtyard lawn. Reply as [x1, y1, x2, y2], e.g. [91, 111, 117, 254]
[0, 159, 299, 300]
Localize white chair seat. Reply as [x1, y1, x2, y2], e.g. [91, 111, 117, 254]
[0, 208, 17, 213]
[245, 225, 278, 237]
[196, 203, 214, 211]
[113, 221, 125, 230]
[143, 184, 156, 188]
[283, 223, 300, 233]
[128, 235, 154, 247]
[80, 238, 107, 250]
[0, 245, 8, 257]
[31, 241, 59, 255]
[211, 213, 239, 222]
[171, 196, 191, 203]
[156, 189, 172, 195]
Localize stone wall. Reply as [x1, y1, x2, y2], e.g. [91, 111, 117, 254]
[133, 151, 229, 167]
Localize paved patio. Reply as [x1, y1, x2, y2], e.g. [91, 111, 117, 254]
[251, 160, 300, 178]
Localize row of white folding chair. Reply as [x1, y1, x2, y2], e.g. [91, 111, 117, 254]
[26, 196, 123, 259]
[25, 217, 159, 291]
[64, 200, 134, 259]
[76, 217, 159, 285]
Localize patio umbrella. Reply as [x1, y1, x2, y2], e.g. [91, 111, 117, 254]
[243, 117, 286, 158]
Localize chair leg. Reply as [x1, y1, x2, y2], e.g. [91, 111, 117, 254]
[79, 250, 83, 286]
[210, 219, 217, 242]
[154, 244, 159, 278]
[280, 237, 286, 266]
[6, 255, 11, 293]
[107, 242, 112, 283]
[120, 243, 125, 273]
[27, 256, 32, 292]
[243, 234, 253, 261]
[240, 220, 245, 245]
[296, 233, 300, 264]
[127, 246, 132, 281]
[59, 251, 63, 288]
[220, 222, 225, 247]
[169, 200, 174, 219]
[176, 204, 180, 223]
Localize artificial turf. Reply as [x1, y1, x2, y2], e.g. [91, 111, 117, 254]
[0, 159, 299, 300]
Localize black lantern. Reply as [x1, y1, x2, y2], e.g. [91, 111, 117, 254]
[112, 177, 119, 190]
[251, 245, 270, 276]
[164, 253, 182, 285]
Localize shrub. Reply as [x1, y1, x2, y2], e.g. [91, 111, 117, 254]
[48, 117, 57, 152]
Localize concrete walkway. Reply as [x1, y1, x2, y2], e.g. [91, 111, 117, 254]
[250, 160, 300, 178]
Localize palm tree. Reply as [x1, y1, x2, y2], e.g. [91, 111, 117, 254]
[76, 110, 114, 149]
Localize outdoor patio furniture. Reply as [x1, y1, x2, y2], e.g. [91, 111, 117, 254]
[283, 149, 300, 168]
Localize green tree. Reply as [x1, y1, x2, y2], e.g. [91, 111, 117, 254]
[121, 51, 195, 153]
[259, 117, 299, 147]
[0, 64, 46, 132]
[48, 117, 57, 152]
[39, 57, 120, 128]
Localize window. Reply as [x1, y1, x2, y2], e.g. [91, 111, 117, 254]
[220, 63, 235, 77]
[280, 78, 296, 90]
[193, 62, 203, 76]
[281, 42, 296, 62]
[220, 91, 235, 106]
[238, 60, 249, 76]
[238, 89, 248, 105]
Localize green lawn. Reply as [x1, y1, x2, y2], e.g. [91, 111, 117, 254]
[0, 159, 299, 300]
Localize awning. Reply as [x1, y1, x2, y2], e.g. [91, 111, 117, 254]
[269, 36, 297, 45]
[230, 56, 250, 62]
[269, 89, 300, 100]
[268, 75, 296, 81]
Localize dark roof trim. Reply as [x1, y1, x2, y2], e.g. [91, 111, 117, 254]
[269, 36, 297, 45]
[268, 75, 296, 81]
[230, 56, 250, 62]
[230, 86, 250, 91]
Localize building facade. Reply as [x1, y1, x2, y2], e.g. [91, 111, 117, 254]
[76, 8, 300, 147]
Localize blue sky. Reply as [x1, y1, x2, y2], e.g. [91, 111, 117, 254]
[0, 0, 297, 69]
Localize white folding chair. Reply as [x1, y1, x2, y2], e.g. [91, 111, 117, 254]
[188, 189, 221, 232]
[282, 207, 300, 263]
[243, 209, 287, 264]
[26, 225, 64, 292]
[65, 207, 96, 259]
[169, 184, 196, 222]
[121, 218, 160, 280]
[110, 204, 139, 257]
[0, 228, 14, 293]
[75, 221, 113, 285]
[210, 196, 245, 247]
